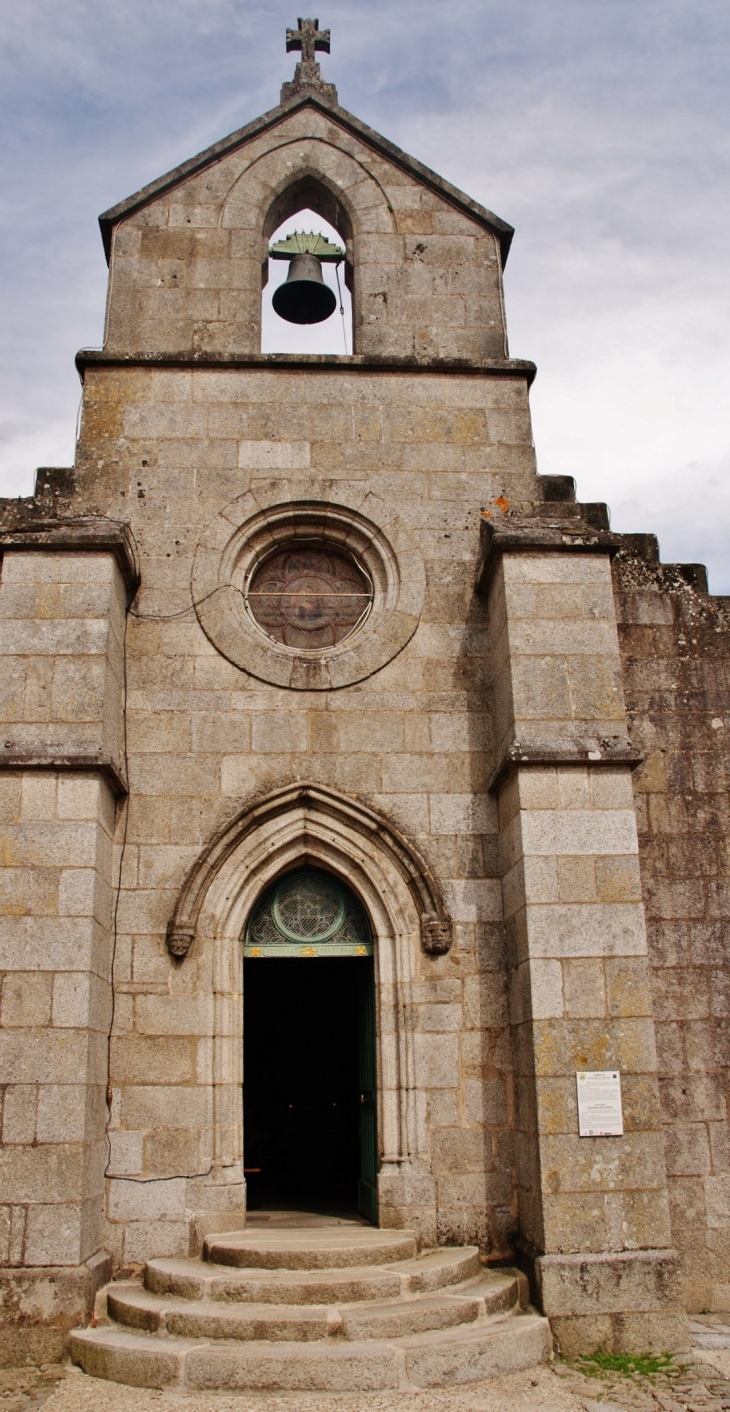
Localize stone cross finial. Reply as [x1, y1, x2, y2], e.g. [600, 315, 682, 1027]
[281, 16, 338, 105]
[286, 17, 330, 64]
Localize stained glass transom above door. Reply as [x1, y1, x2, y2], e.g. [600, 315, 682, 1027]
[244, 867, 373, 958]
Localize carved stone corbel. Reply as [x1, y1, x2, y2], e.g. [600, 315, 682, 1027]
[420, 915, 452, 956]
[166, 922, 195, 959]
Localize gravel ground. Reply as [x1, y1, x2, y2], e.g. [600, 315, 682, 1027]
[0, 1363, 593, 1412]
[2, 1319, 729, 1412]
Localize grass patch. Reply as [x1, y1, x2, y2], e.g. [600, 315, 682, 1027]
[576, 1351, 676, 1379]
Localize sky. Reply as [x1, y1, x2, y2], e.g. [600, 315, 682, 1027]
[0, 0, 728, 590]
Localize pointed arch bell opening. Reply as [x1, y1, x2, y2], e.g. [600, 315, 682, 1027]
[220, 134, 397, 357]
[262, 203, 353, 355]
[261, 172, 355, 355]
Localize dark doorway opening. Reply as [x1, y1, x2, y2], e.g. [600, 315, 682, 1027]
[243, 956, 376, 1218]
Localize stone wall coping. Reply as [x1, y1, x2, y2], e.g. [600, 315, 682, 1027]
[476, 517, 621, 594]
[75, 350, 537, 383]
[0, 750, 127, 796]
[0, 518, 140, 599]
[98, 91, 515, 265]
[488, 738, 644, 794]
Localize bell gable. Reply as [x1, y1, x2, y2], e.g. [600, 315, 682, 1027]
[101, 90, 514, 363]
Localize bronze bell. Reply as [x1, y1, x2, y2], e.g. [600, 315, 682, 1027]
[272, 252, 337, 325]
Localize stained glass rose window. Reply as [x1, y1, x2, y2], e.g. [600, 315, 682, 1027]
[246, 546, 372, 649]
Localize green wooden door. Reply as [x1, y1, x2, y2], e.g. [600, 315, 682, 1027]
[356, 959, 378, 1223]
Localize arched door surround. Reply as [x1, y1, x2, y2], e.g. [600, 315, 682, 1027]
[164, 783, 452, 1234]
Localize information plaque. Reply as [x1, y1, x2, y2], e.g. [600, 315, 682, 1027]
[576, 1070, 623, 1137]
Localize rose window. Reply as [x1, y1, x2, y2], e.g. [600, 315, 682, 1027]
[246, 546, 372, 649]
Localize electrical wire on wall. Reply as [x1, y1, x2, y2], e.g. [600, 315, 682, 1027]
[335, 262, 348, 354]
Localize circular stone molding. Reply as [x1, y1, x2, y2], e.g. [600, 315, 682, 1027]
[192, 485, 425, 690]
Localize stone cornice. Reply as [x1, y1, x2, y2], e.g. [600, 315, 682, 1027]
[0, 518, 140, 600]
[488, 737, 643, 794]
[0, 749, 128, 797]
[476, 516, 621, 595]
[75, 350, 537, 384]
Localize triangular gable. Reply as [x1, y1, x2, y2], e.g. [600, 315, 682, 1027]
[98, 91, 514, 266]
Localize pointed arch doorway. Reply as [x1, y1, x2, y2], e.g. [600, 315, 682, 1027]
[243, 866, 378, 1223]
[165, 782, 451, 1247]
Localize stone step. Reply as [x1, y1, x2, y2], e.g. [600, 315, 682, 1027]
[145, 1244, 481, 1303]
[203, 1226, 418, 1270]
[390, 1247, 484, 1294]
[108, 1285, 331, 1341]
[70, 1312, 550, 1391]
[106, 1270, 518, 1343]
[72, 1228, 547, 1392]
[396, 1315, 551, 1390]
[107, 1286, 477, 1342]
[338, 1274, 521, 1340]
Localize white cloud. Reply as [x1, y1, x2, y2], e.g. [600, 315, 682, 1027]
[0, 0, 728, 586]
[0, 420, 78, 499]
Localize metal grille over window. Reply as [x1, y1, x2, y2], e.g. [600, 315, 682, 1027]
[246, 547, 372, 649]
[245, 868, 373, 957]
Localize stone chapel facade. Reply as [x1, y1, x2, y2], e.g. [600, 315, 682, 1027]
[1, 21, 728, 1368]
